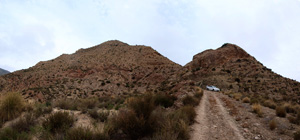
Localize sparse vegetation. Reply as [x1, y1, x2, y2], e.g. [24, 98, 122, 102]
[269, 119, 277, 130]
[242, 97, 250, 103]
[182, 95, 199, 106]
[233, 93, 242, 101]
[294, 130, 300, 140]
[263, 100, 277, 109]
[88, 109, 109, 122]
[42, 111, 75, 133]
[252, 103, 263, 117]
[0, 92, 26, 123]
[276, 105, 287, 117]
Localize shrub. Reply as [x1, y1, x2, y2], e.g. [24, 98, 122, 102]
[80, 98, 98, 109]
[11, 113, 36, 132]
[294, 130, 300, 140]
[182, 95, 199, 107]
[233, 93, 242, 101]
[263, 100, 276, 109]
[276, 105, 286, 117]
[42, 111, 75, 133]
[153, 94, 174, 108]
[111, 109, 148, 140]
[34, 104, 53, 117]
[127, 94, 155, 119]
[54, 99, 78, 110]
[0, 92, 25, 122]
[269, 119, 277, 130]
[283, 103, 297, 114]
[88, 109, 109, 122]
[173, 105, 196, 125]
[252, 104, 263, 117]
[66, 127, 94, 140]
[194, 88, 203, 99]
[242, 97, 250, 103]
[0, 127, 31, 140]
[288, 111, 300, 124]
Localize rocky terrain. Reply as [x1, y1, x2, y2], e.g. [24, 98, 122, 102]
[0, 68, 9, 76]
[0, 40, 181, 102]
[177, 43, 300, 103]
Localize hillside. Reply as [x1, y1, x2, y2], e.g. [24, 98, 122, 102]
[0, 40, 181, 102]
[0, 68, 9, 76]
[181, 43, 300, 102]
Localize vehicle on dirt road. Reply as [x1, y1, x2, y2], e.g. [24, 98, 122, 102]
[206, 85, 220, 92]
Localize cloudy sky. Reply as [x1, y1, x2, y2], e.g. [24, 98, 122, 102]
[0, 0, 300, 81]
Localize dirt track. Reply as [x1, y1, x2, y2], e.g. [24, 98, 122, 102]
[191, 91, 244, 140]
[190, 91, 295, 140]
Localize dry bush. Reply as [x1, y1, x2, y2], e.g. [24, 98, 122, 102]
[111, 109, 149, 140]
[127, 94, 155, 119]
[182, 95, 199, 107]
[34, 103, 53, 117]
[194, 87, 203, 99]
[153, 93, 175, 108]
[242, 97, 250, 103]
[80, 98, 98, 109]
[42, 111, 75, 133]
[173, 105, 196, 125]
[54, 99, 78, 110]
[283, 102, 297, 114]
[0, 92, 26, 122]
[269, 119, 277, 130]
[252, 104, 263, 117]
[66, 126, 109, 140]
[295, 130, 300, 140]
[288, 111, 300, 124]
[0, 127, 31, 140]
[276, 105, 287, 117]
[263, 100, 277, 109]
[11, 113, 36, 132]
[88, 109, 109, 122]
[233, 93, 242, 101]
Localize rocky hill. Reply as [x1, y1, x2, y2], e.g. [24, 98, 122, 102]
[0, 68, 9, 76]
[0, 40, 181, 102]
[180, 43, 300, 102]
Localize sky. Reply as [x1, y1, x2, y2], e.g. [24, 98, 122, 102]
[0, 0, 300, 82]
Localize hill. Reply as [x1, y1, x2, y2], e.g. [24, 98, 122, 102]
[181, 43, 300, 102]
[0, 68, 10, 76]
[0, 40, 181, 102]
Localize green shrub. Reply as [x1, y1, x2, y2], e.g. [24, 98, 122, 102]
[42, 111, 75, 133]
[153, 94, 175, 108]
[263, 100, 276, 109]
[276, 105, 286, 117]
[0, 92, 25, 122]
[182, 95, 199, 107]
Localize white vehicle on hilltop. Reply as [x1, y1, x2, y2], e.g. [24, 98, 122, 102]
[206, 85, 220, 92]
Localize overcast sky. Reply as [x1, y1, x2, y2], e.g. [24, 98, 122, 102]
[0, 0, 300, 81]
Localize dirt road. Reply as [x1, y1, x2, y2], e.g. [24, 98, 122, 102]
[190, 90, 295, 140]
[191, 91, 244, 140]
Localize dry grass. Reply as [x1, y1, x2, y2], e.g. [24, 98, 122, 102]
[263, 100, 277, 109]
[0, 92, 26, 122]
[182, 95, 199, 107]
[269, 119, 277, 130]
[233, 93, 242, 101]
[242, 97, 250, 103]
[276, 105, 287, 117]
[42, 111, 75, 133]
[252, 104, 263, 117]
